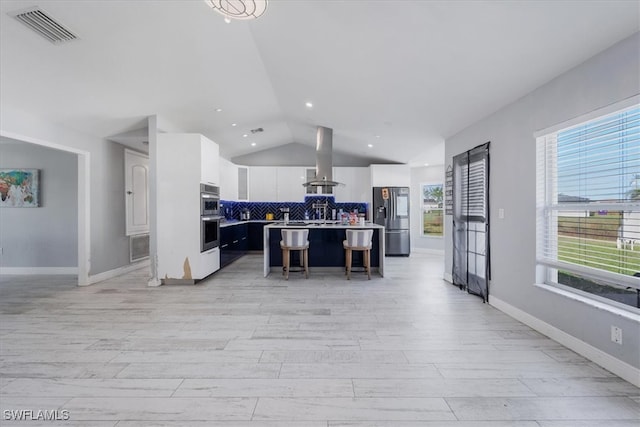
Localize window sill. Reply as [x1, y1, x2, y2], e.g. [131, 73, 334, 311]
[534, 282, 640, 322]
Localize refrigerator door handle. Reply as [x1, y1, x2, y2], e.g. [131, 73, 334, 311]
[386, 230, 406, 233]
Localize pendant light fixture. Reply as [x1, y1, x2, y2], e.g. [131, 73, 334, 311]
[204, 0, 268, 21]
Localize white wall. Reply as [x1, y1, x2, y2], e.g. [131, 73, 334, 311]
[444, 33, 640, 380]
[411, 165, 445, 252]
[0, 105, 131, 276]
[0, 139, 77, 270]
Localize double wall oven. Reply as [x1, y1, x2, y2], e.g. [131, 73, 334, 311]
[200, 184, 221, 252]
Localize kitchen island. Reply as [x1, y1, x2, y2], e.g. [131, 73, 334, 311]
[263, 222, 385, 277]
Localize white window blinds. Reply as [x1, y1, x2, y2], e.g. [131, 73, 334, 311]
[536, 106, 640, 291]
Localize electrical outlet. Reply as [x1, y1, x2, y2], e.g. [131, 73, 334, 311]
[498, 208, 505, 219]
[0, 247, 3, 255]
[611, 326, 623, 345]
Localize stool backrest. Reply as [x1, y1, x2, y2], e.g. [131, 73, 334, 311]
[281, 228, 309, 247]
[345, 229, 374, 248]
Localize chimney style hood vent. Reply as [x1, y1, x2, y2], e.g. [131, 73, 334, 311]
[302, 126, 344, 189]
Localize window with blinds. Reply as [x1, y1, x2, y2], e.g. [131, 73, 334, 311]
[536, 105, 640, 309]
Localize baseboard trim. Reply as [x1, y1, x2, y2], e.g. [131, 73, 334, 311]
[443, 272, 453, 283]
[85, 260, 150, 286]
[0, 267, 78, 275]
[490, 295, 640, 388]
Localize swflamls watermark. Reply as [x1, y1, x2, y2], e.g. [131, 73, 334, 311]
[3, 409, 70, 421]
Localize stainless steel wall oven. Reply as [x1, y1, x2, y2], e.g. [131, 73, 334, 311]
[200, 184, 221, 252]
[201, 215, 220, 252]
[201, 184, 220, 216]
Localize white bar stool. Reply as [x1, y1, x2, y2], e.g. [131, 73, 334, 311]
[280, 228, 309, 280]
[343, 229, 374, 280]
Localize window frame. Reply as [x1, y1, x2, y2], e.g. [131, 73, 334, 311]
[420, 182, 444, 238]
[535, 102, 640, 309]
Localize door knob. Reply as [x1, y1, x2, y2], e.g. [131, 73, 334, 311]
[126, 191, 133, 195]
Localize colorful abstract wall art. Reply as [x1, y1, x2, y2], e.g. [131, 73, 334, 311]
[0, 169, 40, 207]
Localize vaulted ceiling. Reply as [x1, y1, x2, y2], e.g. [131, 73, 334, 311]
[1, 1, 638, 166]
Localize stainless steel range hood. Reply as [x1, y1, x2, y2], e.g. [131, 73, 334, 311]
[302, 126, 343, 191]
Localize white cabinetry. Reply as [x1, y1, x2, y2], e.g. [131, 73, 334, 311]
[276, 167, 305, 202]
[248, 166, 306, 202]
[238, 167, 248, 200]
[248, 167, 277, 202]
[219, 158, 238, 200]
[201, 137, 219, 185]
[247, 166, 372, 203]
[370, 164, 410, 187]
[351, 167, 371, 202]
[333, 167, 370, 202]
[156, 133, 220, 282]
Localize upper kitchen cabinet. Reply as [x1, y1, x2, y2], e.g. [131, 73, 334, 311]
[247, 166, 306, 202]
[276, 167, 306, 202]
[200, 135, 219, 185]
[248, 167, 277, 202]
[370, 164, 410, 187]
[219, 158, 239, 200]
[333, 167, 370, 202]
[238, 167, 248, 200]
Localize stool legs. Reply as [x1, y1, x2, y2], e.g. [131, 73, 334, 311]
[282, 247, 309, 280]
[365, 248, 371, 280]
[282, 248, 290, 280]
[344, 248, 371, 280]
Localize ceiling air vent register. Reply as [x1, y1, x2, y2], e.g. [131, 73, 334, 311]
[9, 7, 78, 44]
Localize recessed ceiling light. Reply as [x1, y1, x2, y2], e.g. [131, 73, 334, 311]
[215, 108, 222, 112]
[251, 142, 256, 146]
[231, 123, 237, 127]
[305, 102, 313, 108]
[424, 163, 429, 166]
[243, 134, 248, 138]
[224, 17, 231, 24]
[375, 135, 380, 138]
[367, 144, 373, 148]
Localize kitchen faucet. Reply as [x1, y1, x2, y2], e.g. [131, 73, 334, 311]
[312, 201, 329, 224]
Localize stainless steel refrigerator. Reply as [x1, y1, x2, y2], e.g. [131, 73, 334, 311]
[373, 186, 410, 256]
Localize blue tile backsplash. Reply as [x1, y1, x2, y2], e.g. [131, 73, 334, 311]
[221, 196, 368, 221]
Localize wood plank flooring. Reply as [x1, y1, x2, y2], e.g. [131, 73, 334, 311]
[1, 252, 638, 425]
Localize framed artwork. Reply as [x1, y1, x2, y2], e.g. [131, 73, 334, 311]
[0, 169, 40, 207]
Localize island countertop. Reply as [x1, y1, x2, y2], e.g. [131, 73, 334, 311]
[263, 222, 385, 277]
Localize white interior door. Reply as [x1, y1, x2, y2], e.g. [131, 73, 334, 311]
[125, 149, 149, 236]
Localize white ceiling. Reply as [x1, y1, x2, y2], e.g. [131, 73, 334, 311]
[1, 1, 638, 166]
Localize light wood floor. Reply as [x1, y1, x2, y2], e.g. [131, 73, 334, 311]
[1, 252, 638, 426]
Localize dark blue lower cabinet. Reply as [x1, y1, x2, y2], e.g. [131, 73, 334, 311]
[220, 223, 249, 268]
[269, 228, 379, 268]
[248, 222, 267, 251]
